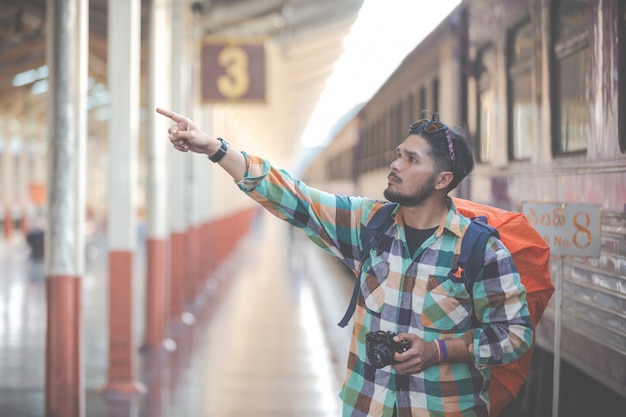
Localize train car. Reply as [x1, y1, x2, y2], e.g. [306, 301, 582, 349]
[303, 0, 625, 415]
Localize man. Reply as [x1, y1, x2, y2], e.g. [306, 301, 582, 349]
[156, 107, 533, 417]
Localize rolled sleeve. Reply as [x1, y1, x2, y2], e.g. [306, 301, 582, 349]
[471, 237, 534, 368]
[235, 152, 270, 191]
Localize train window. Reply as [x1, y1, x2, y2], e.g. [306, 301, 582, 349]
[552, 0, 590, 155]
[508, 21, 534, 161]
[393, 102, 399, 145]
[328, 151, 352, 180]
[419, 86, 427, 115]
[369, 121, 376, 169]
[360, 123, 368, 173]
[383, 110, 391, 166]
[393, 103, 401, 145]
[477, 45, 497, 163]
[407, 94, 415, 128]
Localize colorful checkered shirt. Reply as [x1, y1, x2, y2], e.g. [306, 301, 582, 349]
[236, 153, 533, 417]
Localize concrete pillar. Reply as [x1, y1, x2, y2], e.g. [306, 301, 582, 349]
[99, 0, 145, 395]
[169, 0, 191, 323]
[190, 118, 208, 287]
[183, 98, 198, 307]
[195, 96, 214, 283]
[44, 0, 88, 416]
[145, 0, 172, 349]
[187, 53, 210, 301]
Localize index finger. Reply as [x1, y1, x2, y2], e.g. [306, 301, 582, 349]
[156, 107, 184, 122]
[395, 332, 416, 342]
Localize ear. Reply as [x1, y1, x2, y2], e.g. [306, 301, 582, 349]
[434, 171, 453, 191]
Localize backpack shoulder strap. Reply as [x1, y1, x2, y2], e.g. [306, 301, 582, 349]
[338, 203, 397, 328]
[360, 203, 397, 260]
[458, 216, 499, 291]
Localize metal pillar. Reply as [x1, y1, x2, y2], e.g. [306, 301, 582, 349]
[145, 0, 172, 349]
[99, 0, 145, 395]
[169, 0, 192, 323]
[44, 0, 88, 415]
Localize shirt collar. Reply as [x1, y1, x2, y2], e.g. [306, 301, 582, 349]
[392, 197, 467, 238]
[435, 197, 466, 239]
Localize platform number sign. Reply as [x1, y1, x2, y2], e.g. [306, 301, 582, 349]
[522, 202, 601, 257]
[201, 38, 266, 103]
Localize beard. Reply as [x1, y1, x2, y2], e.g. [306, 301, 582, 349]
[384, 172, 437, 207]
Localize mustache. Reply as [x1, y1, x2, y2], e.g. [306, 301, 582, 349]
[388, 172, 401, 182]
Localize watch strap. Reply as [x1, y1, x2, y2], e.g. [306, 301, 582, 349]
[208, 137, 229, 163]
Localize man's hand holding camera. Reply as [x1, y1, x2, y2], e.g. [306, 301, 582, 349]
[365, 331, 440, 374]
[391, 333, 440, 375]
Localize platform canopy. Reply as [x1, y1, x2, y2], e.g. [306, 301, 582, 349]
[0, 0, 364, 166]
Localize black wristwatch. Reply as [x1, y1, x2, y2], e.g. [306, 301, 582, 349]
[208, 137, 229, 163]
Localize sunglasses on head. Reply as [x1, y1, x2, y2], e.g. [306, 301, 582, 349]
[408, 114, 456, 168]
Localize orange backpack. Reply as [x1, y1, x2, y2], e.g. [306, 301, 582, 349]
[453, 198, 554, 415]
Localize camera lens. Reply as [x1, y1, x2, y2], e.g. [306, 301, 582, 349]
[368, 345, 394, 369]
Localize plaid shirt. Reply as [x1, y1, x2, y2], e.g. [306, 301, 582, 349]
[237, 154, 533, 417]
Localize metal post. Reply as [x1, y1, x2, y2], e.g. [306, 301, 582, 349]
[168, 0, 190, 324]
[44, 0, 87, 415]
[99, 0, 146, 395]
[145, 0, 172, 348]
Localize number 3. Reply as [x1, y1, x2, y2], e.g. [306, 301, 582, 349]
[217, 46, 250, 99]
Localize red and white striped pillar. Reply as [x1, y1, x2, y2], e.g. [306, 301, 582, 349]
[44, 0, 87, 415]
[144, 0, 172, 350]
[168, 0, 192, 324]
[99, 0, 145, 395]
[188, 103, 212, 297]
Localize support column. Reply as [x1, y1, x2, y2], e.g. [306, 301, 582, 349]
[185, 81, 211, 303]
[169, 0, 191, 322]
[19, 152, 29, 234]
[2, 124, 14, 240]
[44, 0, 87, 416]
[194, 106, 214, 282]
[100, 0, 145, 394]
[18, 116, 32, 234]
[197, 106, 215, 280]
[190, 136, 207, 287]
[145, 0, 172, 349]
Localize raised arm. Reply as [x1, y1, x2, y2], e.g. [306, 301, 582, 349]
[155, 107, 247, 181]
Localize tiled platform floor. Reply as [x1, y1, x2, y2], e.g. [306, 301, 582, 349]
[0, 212, 352, 416]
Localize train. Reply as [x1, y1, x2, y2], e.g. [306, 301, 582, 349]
[302, 0, 625, 415]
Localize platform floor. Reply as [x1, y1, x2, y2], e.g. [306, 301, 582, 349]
[0, 212, 354, 417]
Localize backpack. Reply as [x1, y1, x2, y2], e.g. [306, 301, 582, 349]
[338, 197, 554, 414]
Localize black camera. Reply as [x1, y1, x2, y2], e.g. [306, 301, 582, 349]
[365, 331, 412, 369]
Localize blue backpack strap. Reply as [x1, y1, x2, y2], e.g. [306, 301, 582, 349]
[457, 216, 499, 292]
[338, 203, 397, 328]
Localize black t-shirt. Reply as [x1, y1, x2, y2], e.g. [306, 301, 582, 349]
[404, 224, 438, 258]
